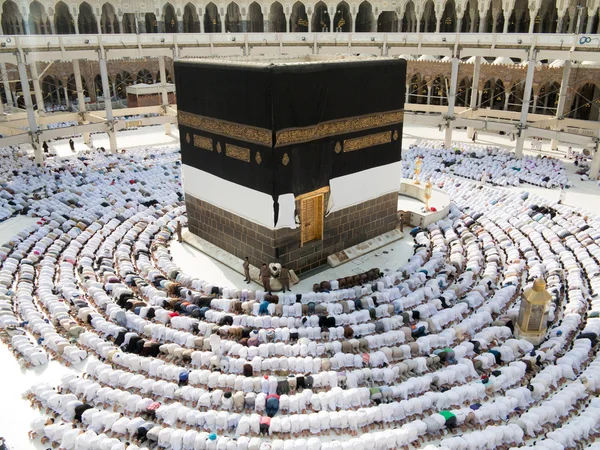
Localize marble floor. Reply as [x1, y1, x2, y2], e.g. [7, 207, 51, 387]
[0, 121, 599, 449]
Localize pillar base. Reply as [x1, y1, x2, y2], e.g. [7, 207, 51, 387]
[164, 122, 172, 135]
[514, 324, 547, 346]
[108, 130, 118, 153]
[515, 135, 525, 159]
[83, 132, 91, 145]
[550, 138, 558, 151]
[590, 148, 600, 181]
[467, 127, 475, 140]
[444, 126, 453, 149]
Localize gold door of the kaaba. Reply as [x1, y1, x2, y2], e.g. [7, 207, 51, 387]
[300, 193, 324, 246]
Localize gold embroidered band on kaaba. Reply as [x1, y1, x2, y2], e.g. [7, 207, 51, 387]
[225, 144, 251, 162]
[344, 131, 392, 152]
[275, 110, 404, 148]
[179, 109, 403, 149]
[178, 111, 272, 147]
[193, 135, 213, 151]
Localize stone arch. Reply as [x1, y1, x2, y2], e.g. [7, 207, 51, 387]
[485, 0, 504, 32]
[269, 1, 286, 32]
[79, 2, 98, 34]
[508, 83, 524, 111]
[508, 0, 530, 32]
[568, 82, 600, 121]
[1, 0, 24, 35]
[94, 73, 115, 99]
[183, 3, 200, 32]
[15, 78, 33, 109]
[101, 2, 119, 33]
[289, 1, 307, 32]
[54, 1, 75, 34]
[312, 1, 330, 32]
[333, 1, 351, 31]
[204, 2, 221, 32]
[356, 1, 375, 32]
[536, 81, 560, 115]
[562, 0, 586, 33]
[42, 75, 62, 105]
[137, 69, 153, 84]
[401, 0, 417, 32]
[421, 0, 436, 32]
[409, 74, 427, 104]
[115, 71, 133, 99]
[481, 79, 505, 109]
[29, 1, 51, 34]
[461, 0, 479, 32]
[534, 0, 557, 32]
[123, 13, 136, 33]
[145, 13, 158, 32]
[378, 11, 398, 31]
[440, 0, 457, 31]
[164, 3, 178, 32]
[67, 73, 89, 101]
[225, 2, 241, 32]
[431, 75, 448, 106]
[457, 77, 472, 106]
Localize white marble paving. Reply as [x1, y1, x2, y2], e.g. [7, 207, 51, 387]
[1, 122, 600, 449]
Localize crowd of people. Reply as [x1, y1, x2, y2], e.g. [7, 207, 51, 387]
[0, 141, 600, 450]
[402, 142, 570, 188]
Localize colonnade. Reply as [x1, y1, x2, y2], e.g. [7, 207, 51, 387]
[7, 52, 173, 165]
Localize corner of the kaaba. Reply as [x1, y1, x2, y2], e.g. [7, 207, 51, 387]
[176, 56, 406, 275]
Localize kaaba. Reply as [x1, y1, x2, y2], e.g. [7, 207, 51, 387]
[176, 55, 406, 273]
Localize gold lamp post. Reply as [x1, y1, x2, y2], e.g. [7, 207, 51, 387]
[515, 278, 553, 345]
[424, 178, 432, 211]
[414, 156, 422, 185]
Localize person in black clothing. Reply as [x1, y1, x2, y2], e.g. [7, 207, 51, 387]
[42, 141, 49, 153]
[69, 138, 75, 152]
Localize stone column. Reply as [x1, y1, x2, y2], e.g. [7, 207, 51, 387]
[73, 59, 90, 144]
[159, 56, 172, 135]
[405, 84, 410, 104]
[49, 16, 56, 34]
[444, 56, 460, 148]
[467, 56, 481, 139]
[17, 58, 42, 164]
[479, 12, 486, 32]
[63, 86, 70, 109]
[590, 135, 600, 179]
[1, 62, 14, 108]
[28, 60, 46, 115]
[117, 15, 123, 33]
[550, 60, 572, 150]
[556, 60, 571, 119]
[426, 85, 432, 105]
[435, 15, 440, 33]
[99, 53, 117, 153]
[586, 10, 595, 33]
[528, 13, 536, 33]
[532, 94, 538, 113]
[515, 58, 536, 158]
[97, 16, 102, 34]
[504, 88, 511, 110]
[456, 16, 462, 32]
[503, 12, 510, 33]
[556, 15, 564, 33]
[138, 13, 146, 33]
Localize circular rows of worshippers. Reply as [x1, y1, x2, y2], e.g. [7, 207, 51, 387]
[401, 142, 570, 188]
[1, 142, 600, 450]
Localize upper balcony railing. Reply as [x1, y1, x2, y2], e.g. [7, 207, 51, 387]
[1, 32, 599, 59]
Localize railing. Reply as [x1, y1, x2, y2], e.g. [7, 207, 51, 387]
[2, 32, 599, 57]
